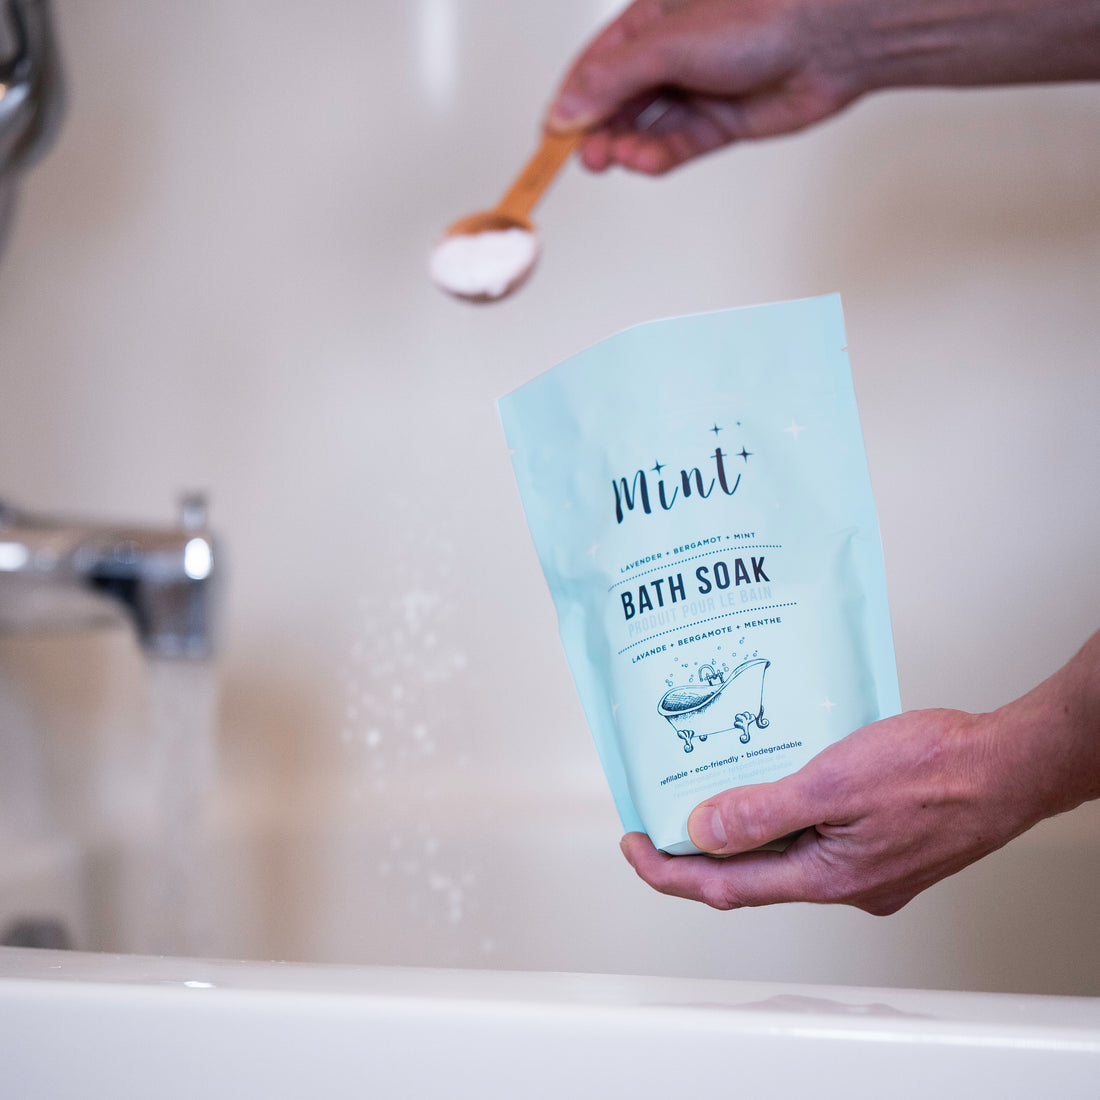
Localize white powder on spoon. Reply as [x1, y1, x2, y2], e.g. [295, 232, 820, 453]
[429, 228, 539, 301]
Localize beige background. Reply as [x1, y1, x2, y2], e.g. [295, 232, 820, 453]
[1, 1, 1098, 992]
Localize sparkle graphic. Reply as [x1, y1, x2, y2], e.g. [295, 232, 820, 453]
[652, 460, 665, 474]
[611, 701, 621, 718]
[710, 424, 723, 436]
[737, 447, 752, 462]
[587, 542, 600, 558]
[783, 419, 806, 441]
[819, 697, 836, 713]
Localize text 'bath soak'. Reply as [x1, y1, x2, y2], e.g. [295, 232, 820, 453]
[498, 295, 900, 854]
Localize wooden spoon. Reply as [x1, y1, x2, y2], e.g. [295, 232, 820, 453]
[432, 130, 580, 301]
[447, 130, 579, 237]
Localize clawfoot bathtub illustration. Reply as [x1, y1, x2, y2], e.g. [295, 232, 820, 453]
[657, 659, 770, 753]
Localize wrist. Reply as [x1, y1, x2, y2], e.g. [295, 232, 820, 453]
[983, 632, 1100, 830]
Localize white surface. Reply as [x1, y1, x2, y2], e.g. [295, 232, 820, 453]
[1, 947, 1099, 1099]
[0, 1, 1098, 994]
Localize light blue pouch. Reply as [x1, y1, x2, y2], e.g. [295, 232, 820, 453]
[498, 295, 900, 854]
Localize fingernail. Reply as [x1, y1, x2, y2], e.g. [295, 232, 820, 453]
[547, 96, 592, 131]
[619, 835, 636, 865]
[688, 806, 727, 852]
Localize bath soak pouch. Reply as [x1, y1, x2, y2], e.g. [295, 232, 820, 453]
[498, 294, 899, 854]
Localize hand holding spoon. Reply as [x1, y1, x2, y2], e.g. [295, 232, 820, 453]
[430, 130, 580, 303]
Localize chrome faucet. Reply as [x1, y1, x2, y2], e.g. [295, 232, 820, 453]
[0, 0, 63, 177]
[0, 495, 218, 658]
[1, 0, 64, 251]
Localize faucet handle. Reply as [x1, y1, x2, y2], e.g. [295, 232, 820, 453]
[0, 0, 65, 179]
[0, 1, 26, 82]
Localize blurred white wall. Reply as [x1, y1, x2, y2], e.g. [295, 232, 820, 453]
[1, 1, 1098, 992]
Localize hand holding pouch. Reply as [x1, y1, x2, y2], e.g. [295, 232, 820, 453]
[498, 295, 900, 854]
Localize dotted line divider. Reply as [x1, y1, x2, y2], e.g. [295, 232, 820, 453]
[609, 544, 783, 592]
[617, 602, 798, 655]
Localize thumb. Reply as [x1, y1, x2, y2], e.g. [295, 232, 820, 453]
[688, 771, 825, 854]
[547, 25, 687, 132]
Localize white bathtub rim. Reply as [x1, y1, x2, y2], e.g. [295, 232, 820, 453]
[2, 945, 1098, 1049]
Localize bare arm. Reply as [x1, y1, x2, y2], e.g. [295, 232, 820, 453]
[547, 0, 1100, 174]
[622, 630, 1100, 914]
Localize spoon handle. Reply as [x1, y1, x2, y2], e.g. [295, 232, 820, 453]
[497, 131, 580, 223]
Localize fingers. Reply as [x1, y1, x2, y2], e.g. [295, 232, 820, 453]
[621, 831, 824, 909]
[546, 0, 863, 176]
[577, 95, 741, 174]
[579, 128, 700, 175]
[687, 770, 826, 854]
[547, 4, 702, 132]
[622, 763, 837, 909]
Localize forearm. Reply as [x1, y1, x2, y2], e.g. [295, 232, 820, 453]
[985, 630, 1100, 832]
[820, 0, 1100, 94]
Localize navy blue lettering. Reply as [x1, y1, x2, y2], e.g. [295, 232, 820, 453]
[613, 471, 651, 524]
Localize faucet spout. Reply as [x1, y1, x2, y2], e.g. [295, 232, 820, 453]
[0, 495, 219, 658]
